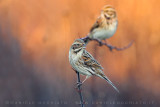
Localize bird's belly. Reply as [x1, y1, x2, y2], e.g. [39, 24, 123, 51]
[92, 27, 117, 40]
[73, 61, 93, 76]
[77, 67, 93, 76]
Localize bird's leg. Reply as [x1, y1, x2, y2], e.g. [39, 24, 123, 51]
[76, 81, 82, 87]
[75, 75, 91, 92]
[76, 76, 90, 87]
[82, 75, 90, 84]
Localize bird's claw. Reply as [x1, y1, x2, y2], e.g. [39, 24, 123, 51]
[76, 82, 82, 87]
[74, 82, 83, 92]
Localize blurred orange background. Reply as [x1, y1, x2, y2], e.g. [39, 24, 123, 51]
[0, 0, 160, 107]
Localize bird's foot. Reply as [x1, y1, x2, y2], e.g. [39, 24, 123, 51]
[76, 82, 82, 87]
[74, 82, 83, 92]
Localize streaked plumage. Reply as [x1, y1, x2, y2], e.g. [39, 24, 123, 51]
[88, 5, 118, 40]
[69, 39, 119, 93]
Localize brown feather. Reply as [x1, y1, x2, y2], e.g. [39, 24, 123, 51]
[82, 50, 103, 70]
[90, 17, 102, 32]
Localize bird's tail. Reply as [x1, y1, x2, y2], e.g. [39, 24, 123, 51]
[103, 76, 119, 93]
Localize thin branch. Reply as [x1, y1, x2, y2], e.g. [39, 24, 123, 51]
[81, 36, 134, 51]
[75, 71, 85, 107]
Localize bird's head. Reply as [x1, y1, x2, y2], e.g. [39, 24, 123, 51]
[101, 5, 117, 20]
[70, 39, 86, 53]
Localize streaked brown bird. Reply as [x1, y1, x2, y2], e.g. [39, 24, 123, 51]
[69, 39, 119, 93]
[88, 5, 118, 41]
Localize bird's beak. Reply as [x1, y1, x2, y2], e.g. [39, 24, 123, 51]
[105, 14, 111, 20]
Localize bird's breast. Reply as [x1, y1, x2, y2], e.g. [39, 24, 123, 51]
[92, 20, 117, 40]
[69, 50, 82, 65]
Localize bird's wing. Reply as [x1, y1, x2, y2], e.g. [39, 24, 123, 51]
[81, 51, 119, 93]
[82, 50, 103, 70]
[90, 17, 102, 32]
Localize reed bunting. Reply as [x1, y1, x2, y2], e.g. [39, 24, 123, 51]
[88, 5, 118, 41]
[69, 39, 119, 93]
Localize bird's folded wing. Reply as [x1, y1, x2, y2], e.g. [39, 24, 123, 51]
[82, 50, 103, 70]
[90, 17, 102, 32]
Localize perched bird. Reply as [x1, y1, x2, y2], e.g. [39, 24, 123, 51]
[69, 39, 119, 93]
[88, 5, 118, 41]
